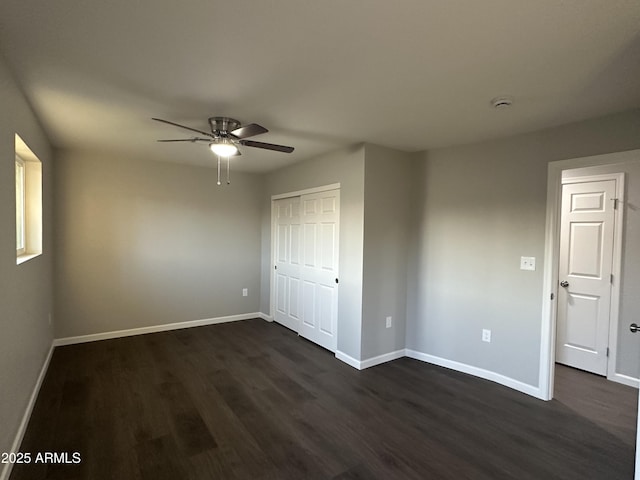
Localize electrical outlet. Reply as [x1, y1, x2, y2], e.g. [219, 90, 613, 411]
[482, 329, 491, 343]
[242, 288, 248, 297]
[520, 256, 536, 271]
[385, 316, 392, 328]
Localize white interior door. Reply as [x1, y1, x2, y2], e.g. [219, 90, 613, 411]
[298, 190, 340, 352]
[273, 197, 302, 332]
[556, 179, 616, 375]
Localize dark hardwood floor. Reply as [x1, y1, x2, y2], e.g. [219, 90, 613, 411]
[10, 319, 638, 479]
[554, 363, 637, 450]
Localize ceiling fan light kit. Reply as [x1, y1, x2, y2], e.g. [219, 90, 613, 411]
[209, 138, 238, 157]
[153, 116, 294, 186]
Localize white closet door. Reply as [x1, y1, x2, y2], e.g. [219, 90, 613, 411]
[298, 190, 340, 352]
[273, 197, 302, 332]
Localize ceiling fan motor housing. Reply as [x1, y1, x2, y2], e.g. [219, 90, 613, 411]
[209, 117, 241, 136]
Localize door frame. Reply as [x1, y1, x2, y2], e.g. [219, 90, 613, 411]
[269, 183, 341, 325]
[539, 150, 638, 401]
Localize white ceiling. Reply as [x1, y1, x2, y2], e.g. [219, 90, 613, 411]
[1, 0, 639, 172]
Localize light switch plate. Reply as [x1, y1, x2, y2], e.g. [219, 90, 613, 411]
[520, 256, 536, 271]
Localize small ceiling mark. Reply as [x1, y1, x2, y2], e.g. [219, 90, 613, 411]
[490, 96, 514, 109]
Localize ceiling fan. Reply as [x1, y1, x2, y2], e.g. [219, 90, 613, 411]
[152, 116, 294, 156]
[153, 116, 294, 186]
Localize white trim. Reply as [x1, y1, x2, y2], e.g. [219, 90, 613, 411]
[611, 373, 640, 389]
[53, 313, 261, 346]
[269, 200, 276, 322]
[540, 151, 639, 401]
[605, 173, 625, 383]
[637, 387, 640, 480]
[335, 350, 362, 369]
[359, 349, 405, 369]
[259, 312, 274, 322]
[16, 252, 41, 265]
[405, 349, 544, 400]
[539, 162, 562, 400]
[337, 347, 544, 399]
[15, 155, 26, 256]
[336, 347, 544, 401]
[1, 343, 55, 480]
[561, 173, 623, 185]
[271, 183, 341, 201]
[336, 350, 405, 370]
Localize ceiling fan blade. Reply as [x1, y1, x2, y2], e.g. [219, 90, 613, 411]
[239, 139, 294, 153]
[230, 123, 268, 139]
[152, 117, 214, 138]
[157, 137, 211, 143]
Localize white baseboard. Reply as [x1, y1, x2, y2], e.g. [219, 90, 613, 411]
[405, 349, 544, 400]
[53, 312, 262, 346]
[335, 350, 362, 369]
[259, 312, 274, 322]
[335, 349, 405, 370]
[336, 348, 543, 400]
[1, 343, 55, 480]
[360, 349, 406, 369]
[610, 372, 640, 389]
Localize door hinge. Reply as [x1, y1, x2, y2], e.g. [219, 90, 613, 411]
[610, 273, 614, 284]
[550, 292, 555, 301]
[613, 198, 618, 210]
[606, 347, 609, 358]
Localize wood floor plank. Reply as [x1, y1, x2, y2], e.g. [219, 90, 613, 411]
[10, 319, 637, 480]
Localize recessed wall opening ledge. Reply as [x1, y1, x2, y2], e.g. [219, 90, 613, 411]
[15, 133, 43, 265]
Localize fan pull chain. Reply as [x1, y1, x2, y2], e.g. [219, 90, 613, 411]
[226, 157, 230, 184]
[217, 155, 221, 185]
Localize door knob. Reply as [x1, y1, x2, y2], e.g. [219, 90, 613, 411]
[560, 280, 569, 288]
[630, 323, 640, 333]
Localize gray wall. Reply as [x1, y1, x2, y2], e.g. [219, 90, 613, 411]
[3, 68, 638, 469]
[0, 57, 54, 460]
[563, 160, 640, 379]
[54, 151, 263, 338]
[407, 109, 640, 387]
[361, 144, 414, 359]
[261, 145, 365, 359]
